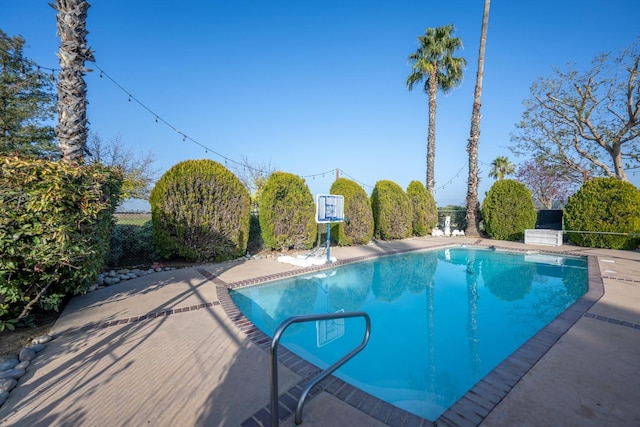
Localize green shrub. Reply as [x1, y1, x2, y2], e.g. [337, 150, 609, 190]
[481, 179, 536, 241]
[329, 178, 374, 245]
[0, 155, 122, 323]
[564, 177, 640, 250]
[259, 172, 317, 251]
[406, 180, 437, 236]
[370, 180, 413, 240]
[149, 159, 250, 262]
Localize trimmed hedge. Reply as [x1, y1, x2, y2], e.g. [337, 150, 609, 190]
[259, 172, 317, 251]
[329, 178, 374, 245]
[370, 180, 413, 240]
[481, 179, 536, 241]
[0, 155, 123, 324]
[406, 180, 437, 236]
[149, 159, 251, 262]
[564, 177, 640, 250]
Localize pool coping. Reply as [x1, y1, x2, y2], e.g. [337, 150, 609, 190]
[213, 243, 604, 427]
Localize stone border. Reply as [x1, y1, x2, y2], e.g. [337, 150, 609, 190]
[215, 244, 604, 427]
[0, 334, 53, 407]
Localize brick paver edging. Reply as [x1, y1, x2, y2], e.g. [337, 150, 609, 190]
[56, 301, 221, 336]
[212, 245, 604, 427]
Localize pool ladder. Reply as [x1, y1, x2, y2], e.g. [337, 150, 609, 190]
[270, 311, 371, 426]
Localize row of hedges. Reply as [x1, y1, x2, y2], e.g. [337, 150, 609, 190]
[149, 161, 440, 258]
[0, 155, 123, 325]
[481, 177, 640, 250]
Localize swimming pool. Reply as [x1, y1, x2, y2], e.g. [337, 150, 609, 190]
[230, 246, 588, 421]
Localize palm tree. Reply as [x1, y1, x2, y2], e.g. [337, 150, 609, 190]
[488, 156, 515, 180]
[465, 0, 491, 237]
[52, 0, 94, 162]
[407, 25, 466, 194]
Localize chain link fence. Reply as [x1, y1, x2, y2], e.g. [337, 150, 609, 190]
[106, 212, 155, 268]
[437, 208, 467, 231]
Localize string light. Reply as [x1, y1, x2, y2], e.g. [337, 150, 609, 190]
[434, 166, 465, 193]
[0, 49, 379, 189]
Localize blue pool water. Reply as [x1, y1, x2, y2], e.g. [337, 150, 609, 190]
[230, 246, 588, 421]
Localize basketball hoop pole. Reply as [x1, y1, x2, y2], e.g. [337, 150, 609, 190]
[315, 194, 344, 264]
[326, 223, 331, 264]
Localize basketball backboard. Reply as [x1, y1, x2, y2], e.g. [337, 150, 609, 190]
[316, 194, 345, 223]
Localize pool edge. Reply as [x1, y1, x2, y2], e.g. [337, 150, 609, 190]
[215, 244, 603, 427]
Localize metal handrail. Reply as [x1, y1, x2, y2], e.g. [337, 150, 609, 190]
[270, 311, 371, 426]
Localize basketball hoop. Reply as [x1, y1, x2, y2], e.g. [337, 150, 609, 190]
[315, 194, 345, 263]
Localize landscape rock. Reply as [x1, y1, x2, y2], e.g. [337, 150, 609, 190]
[0, 378, 17, 393]
[0, 359, 19, 372]
[0, 391, 9, 406]
[0, 369, 25, 380]
[28, 344, 46, 353]
[15, 361, 30, 370]
[19, 348, 36, 362]
[108, 270, 116, 277]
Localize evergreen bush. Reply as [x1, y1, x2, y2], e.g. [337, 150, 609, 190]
[370, 180, 413, 240]
[329, 178, 374, 245]
[149, 159, 250, 262]
[406, 180, 437, 236]
[564, 177, 640, 250]
[259, 172, 317, 251]
[0, 155, 122, 325]
[481, 179, 537, 241]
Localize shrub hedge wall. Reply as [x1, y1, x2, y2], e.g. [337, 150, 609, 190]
[481, 179, 537, 241]
[259, 172, 317, 251]
[0, 155, 123, 325]
[564, 177, 640, 250]
[406, 180, 437, 236]
[149, 159, 251, 262]
[370, 180, 412, 240]
[329, 178, 374, 245]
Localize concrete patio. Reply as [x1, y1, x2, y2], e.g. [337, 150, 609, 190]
[0, 237, 638, 426]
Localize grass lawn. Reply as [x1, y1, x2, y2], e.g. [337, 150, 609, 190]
[114, 213, 151, 226]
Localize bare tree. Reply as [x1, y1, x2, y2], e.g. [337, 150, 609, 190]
[516, 158, 577, 209]
[511, 38, 640, 182]
[86, 133, 158, 199]
[230, 155, 276, 210]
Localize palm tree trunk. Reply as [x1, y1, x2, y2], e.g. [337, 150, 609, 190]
[465, 0, 490, 237]
[427, 76, 438, 194]
[52, 0, 94, 162]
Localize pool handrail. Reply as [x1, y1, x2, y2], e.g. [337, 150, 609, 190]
[270, 311, 371, 426]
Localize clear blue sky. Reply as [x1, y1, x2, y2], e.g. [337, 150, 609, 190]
[3, 1, 639, 209]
